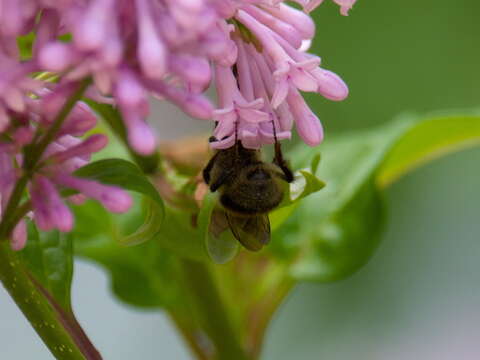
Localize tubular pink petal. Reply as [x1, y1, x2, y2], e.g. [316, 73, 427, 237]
[53, 174, 133, 213]
[33, 9, 61, 56]
[237, 108, 270, 124]
[31, 176, 73, 232]
[4, 89, 25, 113]
[61, 102, 99, 136]
[243, 5, 303, 49]
[74, 0, 113, 51]
[115, 69, 148, 111]
[212, 112, 236, 139]
[0, 0, 25, 36]
[38, 42, 76, 72]
[52, 134, 108, 163]
[287, 65, 320, 92]
[334, 0, 357, 15]
[169, 55, 211, 87]
[126, 117, 157, 155]
[235, 40, 255, 101]
[312, 68, 349, 101]
[261, 4, 316, 40]
[136, 0, 167, 79]
[304, 0, 325, 13]
[210, 135, 236, 149]
[287, 87, 324, 146]
[271, 76, 289, 108]
[148, 81, 214, 120]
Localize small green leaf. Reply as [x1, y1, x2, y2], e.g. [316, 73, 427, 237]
[20, 222, 73, 311]
[291, 170, 326, 202]
[270, 159, 326, 231]
[75, 158, 165, 246]
[120, 199, 162, 246]
[311, 153, 321, 174]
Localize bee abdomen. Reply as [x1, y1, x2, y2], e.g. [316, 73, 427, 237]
[220, 189, 283, 215]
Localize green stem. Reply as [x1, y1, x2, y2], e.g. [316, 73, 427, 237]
[246, 279, 294, 359]
[0, 241, 90, 359]
[0, 78, 101, 359]
[167, 312, 211, 360]
[179, 259, 248, 360]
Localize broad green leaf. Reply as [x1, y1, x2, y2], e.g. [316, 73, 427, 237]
[153, 206, 205, 260]
[85, 100, 160, 174]
[75, 158, 165, 246]
[284, 113, 480, 281]
[72, 200, 183, 308]
[20, 221, 74, 311]
[378, 113, 480, 187]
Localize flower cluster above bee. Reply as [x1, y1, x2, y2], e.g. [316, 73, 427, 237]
[0, 0, 355, 249]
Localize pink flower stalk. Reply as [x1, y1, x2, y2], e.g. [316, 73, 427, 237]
[0, 0, 356, 153]
[0, 0, 358, 247]
[0, 83, 132, 250]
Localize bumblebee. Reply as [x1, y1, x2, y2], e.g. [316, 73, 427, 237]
[203, 140, 293, 251]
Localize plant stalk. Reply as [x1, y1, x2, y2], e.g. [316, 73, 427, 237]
[179, 259, 248, 360]
[0, 241, 96, 359]
[0, 78, 101, 359]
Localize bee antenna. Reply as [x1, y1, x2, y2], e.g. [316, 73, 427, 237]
[271, 117, 278, 144]
[271, 119, 294, 183]
[271, 118, 281, 165]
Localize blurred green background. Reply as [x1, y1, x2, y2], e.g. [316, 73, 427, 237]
[265, 0, 480, 359]
[308, 0, 480, 132]
[1, 0, 480, 359]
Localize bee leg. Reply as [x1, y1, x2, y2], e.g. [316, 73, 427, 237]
[273, 142, 294, 183]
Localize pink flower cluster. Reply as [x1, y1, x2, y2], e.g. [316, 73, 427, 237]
[1, 0, 354, 153]
[0, 82, 132, 249]
[0, 0, 356, 248]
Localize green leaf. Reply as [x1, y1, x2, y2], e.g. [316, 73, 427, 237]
[270, 154, 326, 231]
[20, 222, 73, 311]
[378, 113, 480, 187]
[0, 239, 95, 360]
[85, 100, 160, 173]
[72, 199, 183, 308]
[13, 221, 102, 358]
[285, 112, 480, 282]
[75, 158, 165, 246]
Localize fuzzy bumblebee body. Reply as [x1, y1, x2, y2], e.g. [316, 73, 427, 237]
[203, 141, 293, 251]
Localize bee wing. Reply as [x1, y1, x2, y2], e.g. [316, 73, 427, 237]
[225, 212, 271, 252]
